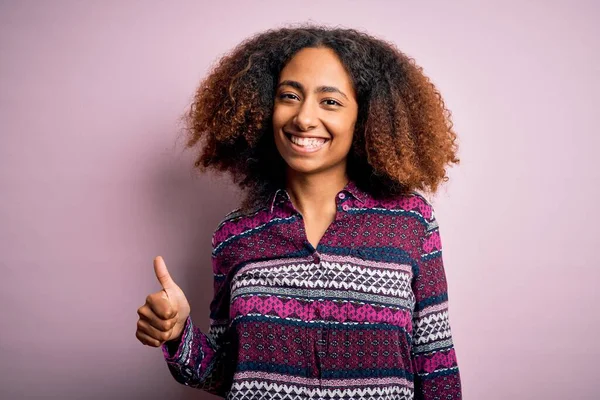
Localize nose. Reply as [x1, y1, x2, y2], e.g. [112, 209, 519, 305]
[292, 99, 318, 131]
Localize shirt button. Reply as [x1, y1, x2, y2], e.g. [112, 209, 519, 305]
[338, 192, 346, 199]
[342, 204, 350, 211]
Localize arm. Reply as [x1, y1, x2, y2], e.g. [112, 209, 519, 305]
[411, 204, 462, 399]
[161, 232, 234, 396]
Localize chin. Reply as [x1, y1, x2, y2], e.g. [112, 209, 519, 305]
[284, 155, 350, 178]
[283, 160, 327, 175]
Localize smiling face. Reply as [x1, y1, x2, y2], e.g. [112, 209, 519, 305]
[273, 47, 358, 179]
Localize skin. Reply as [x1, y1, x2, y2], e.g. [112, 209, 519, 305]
[136, 256, 190, 346]
[272, 47, 359, 248]
[136, 48, 359, 346]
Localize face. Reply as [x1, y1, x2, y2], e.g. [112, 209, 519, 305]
[272, 47, 358, 178]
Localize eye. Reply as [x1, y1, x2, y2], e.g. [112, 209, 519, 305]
[279, 93, 299, 101]
[322, 98, 342, 107]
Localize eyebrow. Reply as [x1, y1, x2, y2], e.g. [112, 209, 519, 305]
[276, 80, 349, 100]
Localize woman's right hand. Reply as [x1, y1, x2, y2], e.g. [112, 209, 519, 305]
[136, 256, 191, 347]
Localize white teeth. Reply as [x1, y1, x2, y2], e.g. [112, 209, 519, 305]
[289, 135, 326, 147]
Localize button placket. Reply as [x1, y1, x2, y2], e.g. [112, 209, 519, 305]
[312, 250, 321, 264]
[337, 191, 351, 213]
[306, 252, 320, 379]
[315, 251, 328, 380]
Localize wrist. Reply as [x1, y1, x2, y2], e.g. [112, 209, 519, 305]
[167, 315, 189, 342]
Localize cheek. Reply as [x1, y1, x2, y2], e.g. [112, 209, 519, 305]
[271, 105, 288, 130]
[329, 118, 356, 145]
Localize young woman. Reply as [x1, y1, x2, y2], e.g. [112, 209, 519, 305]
[136, 25, 462, 399]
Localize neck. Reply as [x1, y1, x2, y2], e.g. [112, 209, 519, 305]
[285, 168, 349, 218]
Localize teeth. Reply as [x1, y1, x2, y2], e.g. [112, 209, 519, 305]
[289, 135, 326, 147]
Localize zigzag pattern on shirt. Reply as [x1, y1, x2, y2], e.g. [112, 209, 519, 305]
[412, 310, 452, 345]
[206, 323, 228, 348]
[230, 295, 412, 328]
[232, 285, 413, 309]
[240, 254, 414, 275]
[231, 262, 413, 300]
[226, 380, 414, 400]
[233, 371, 414, 389]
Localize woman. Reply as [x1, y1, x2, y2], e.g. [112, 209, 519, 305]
[136, 25, 462, 399]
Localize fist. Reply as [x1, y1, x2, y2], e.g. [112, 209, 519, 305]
[136, 256, 191, 347]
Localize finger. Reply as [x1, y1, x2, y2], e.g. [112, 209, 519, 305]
[137, 304, 177, 332]
[135, 329, 162, 347]
[153, 256, 177, 292]
[143, 293, 178, 320]
[137, 318, 172, 344]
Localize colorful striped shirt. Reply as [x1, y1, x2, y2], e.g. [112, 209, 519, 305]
[161, 179, 462, 399]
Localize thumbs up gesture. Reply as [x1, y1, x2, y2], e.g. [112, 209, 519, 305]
[136, 256, 191, 347]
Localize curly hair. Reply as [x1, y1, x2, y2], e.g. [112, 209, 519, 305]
[181, 24, 459, 211]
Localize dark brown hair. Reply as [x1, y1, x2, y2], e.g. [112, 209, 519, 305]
[181, 24, 459, 210]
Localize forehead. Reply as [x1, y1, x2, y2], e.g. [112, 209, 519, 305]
[278, 47, 354, 91]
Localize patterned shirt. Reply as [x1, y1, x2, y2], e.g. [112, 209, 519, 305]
[162, 179, 462, 399]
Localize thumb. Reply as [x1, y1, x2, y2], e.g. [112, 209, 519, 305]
[153, 256, 178, 292]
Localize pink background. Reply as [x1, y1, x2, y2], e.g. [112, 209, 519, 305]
[1, 1, 598, 399]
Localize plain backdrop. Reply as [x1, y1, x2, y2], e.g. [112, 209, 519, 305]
[1, 0, 598, 399]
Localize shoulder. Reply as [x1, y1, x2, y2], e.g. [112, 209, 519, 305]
[383, 192, 443, 257]
[210, 203, 270, 250]
[361, 190, 437, 228]
[408, 192, 439, 234]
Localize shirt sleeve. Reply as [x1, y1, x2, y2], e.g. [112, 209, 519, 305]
[160, 230, 234, 397]
[411, 203, 462, 399]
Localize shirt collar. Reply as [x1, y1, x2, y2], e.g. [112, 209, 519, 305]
[268, 178, 366, 214]
[342, 179, 366, 204]
[269, 187, 289, 214]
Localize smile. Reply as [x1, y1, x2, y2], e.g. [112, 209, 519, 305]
[284, 132, 329, 153]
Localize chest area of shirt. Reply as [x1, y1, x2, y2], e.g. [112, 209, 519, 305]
[273, 210, 422, 252]
[224, 209, 422, 322]
[228, 252, 416, 338]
